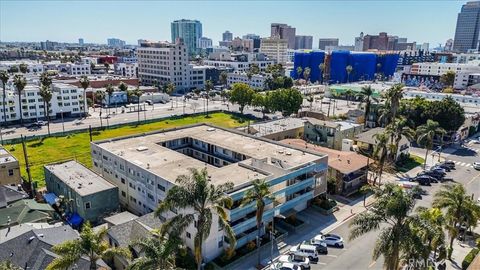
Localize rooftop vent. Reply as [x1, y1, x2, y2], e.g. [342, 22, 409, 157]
[28, 236, 36, 244]
[207, 128, 216, 132]
[285, 152, 292, 156]
[136, 146, 148, 152]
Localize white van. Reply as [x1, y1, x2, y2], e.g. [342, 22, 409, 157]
[289, 243, 318, 260]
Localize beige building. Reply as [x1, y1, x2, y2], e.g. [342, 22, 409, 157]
[260, 37, 288, 64]
[0, 147, 21, 185]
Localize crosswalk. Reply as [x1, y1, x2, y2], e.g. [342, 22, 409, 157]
[452, 160, 474, 168]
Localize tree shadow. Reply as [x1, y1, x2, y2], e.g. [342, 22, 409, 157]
[29, 138, 45, 148]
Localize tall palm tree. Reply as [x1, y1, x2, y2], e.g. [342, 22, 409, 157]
[95, 90, 106, 127]
[39, 85, 52, 136]
[47, 222, 131, 270]
[155, 168, 236, 270]
[166, 82, 175, 110]
[383, 84, 404, 125]
[13, 74, 27, 125]
[350, 183, 422, 270]
[241, 179, 275, 266]
[128, 230, 181, 270]
[204, 80, 213, 117]
[414, 207, 446, 259]
[385, 116, 415, 160]
[133, 87, 143, 124]
[346, 65, 353, 83]
[344, 89, 354, 106]
[219, 71, 228, 90]
[319, 63, 326, 84]
[303, 67, 311, 84]
[306, 94, 314, 111]
[296, 66, 303, 80]
[0, 71, 9, 127]
[416, 120, 446, 169]
[105, 84, 114, 115]
[373, 132, 389, 186]
[358, 85, 376, 128]
[433, 184, 480, 259]
[79, 76, 90, 116]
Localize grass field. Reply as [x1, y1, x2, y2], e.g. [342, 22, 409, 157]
[395, 154, 425, 173]
[6, 112, 250, 188]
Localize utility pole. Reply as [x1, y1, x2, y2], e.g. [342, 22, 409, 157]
[21, 135, 33, 197]
[89, 125, 93, 142]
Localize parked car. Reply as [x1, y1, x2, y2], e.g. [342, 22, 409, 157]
[441, 160, 455, 169]
[413, 176, 432, 186]
[419, 170, 444, 180]
[321, 233, 344, 248]
[416, 174, 438, 183]
[278, 254, 310, 269]
[305, 237, 328, 254]
[435, 163, 452, 171]
[289, 244, 319, 260]
[430, 166, 447, 174]
[270, 262, 300, 270]
[473, 162, 480, 170]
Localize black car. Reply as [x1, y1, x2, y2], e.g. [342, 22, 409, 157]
[304, 240, 328, 254]
[435, 163, 452, 172]
[439, 161, 455, 169]
[421, 170, 445, 180]
[416, 173, 439, 183]
[414, 176, 432, 186]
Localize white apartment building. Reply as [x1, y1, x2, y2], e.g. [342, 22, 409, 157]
[410, 62, 480, 89]
[404, 90, 480, 105]
[0, 82, 84, 124]
[187, 64, 206, 90]
[91, 124, 327, 262]
[63, 63, 91, 76]
[0, 60, 45, 74]
[114, 62, 138, 78]
[202, 59, 273, 73]
[137, 41, 189, 91]
[452, 53, 480, 64]
[260, 37, 288, 64]
[227, 72, 266, 89]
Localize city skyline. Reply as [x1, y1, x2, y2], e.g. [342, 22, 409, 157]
[0, 1, 465, 48]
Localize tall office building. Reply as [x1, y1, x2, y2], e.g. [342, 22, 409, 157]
[198, 37, 213, 49]
[271, 23, 296, 49]
[171, 19, 202, 55]
[453, 1, 480, 52]
[294, 36, 313, 50]
[243, 34, 261, 49]
[107, 38, 126, 47]
[222, 31, 233, 41]
[260, 37, 288, 63]
[318, 38, 339, 50]
[78, 38, 84, 46]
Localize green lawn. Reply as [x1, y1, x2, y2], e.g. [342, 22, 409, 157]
[395, 154, 425, 173]
[6, 112, 250, 188]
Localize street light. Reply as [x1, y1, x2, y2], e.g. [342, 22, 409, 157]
[60, 109, 65, 135]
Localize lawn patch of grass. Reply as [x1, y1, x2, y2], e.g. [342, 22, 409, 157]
[395, 154, 425, 173]
[7, 112, 250, 188]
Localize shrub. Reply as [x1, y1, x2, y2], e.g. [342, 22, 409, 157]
[462, 248, 479, 270]
[246, 240, 256, 251]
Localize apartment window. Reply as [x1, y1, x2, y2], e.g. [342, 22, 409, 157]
[8, 169, 13, 176]
[218, 239, 223, 248]
[85, 202, 91, 209]
[121, 178, 125, 184]
[157, 183, 165, 191]
[121, 191, 126, 197]
[186, 232, 191, 239]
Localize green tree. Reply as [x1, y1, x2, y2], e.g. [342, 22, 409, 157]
[13, 74, 27, 125]
[46, 222, 131, 270]
[219, 71, 228, 90]
[128, 230, 181, 270]
[344, 89, 354, 106]
[229, 83, 255, 114]
[204, 80, 213, 117]
[440, 70, 455, 88]
[372, 132, 389, 186]
[306, 94, 314, 111]
[428, 96, 465, 133]
[241, 179, 275, 266]
[104, 62, 110, 73]
[155, 168, 236, 270]
[0, 261, 22, 270]
[132, 87, 143, 124]
[296, 66, 303, 80]
[0, 71, 10, 127]
[18, 63, 28, 74]
[346, 65, 353, 83]
[303, 67, 311, 84]
[416, 120, 446, 169]
[414, 207, 446, 260]
[105, 84, 114, 115]
[385, 116, 415, 160]
[383, 84, 405, 125]
[166, 82, 175, 110]
[269, 88, 303, 117]
[350, 183, 423, 270]
[358, 85, 376, 128]
[39, 85, 52, 135]
[118, 81, 128, 92]
[251, 93, 271, 119]
[79, 76, 90, 116]
[319, 63, 326, 83]
[95, 90, 106, 127]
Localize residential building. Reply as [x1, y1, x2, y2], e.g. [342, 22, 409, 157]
[187, 64, 207, 90]
[60, 63, 91, 76]
[91, 124, 328, 261]
[404, 89, 480, 105]
[107, 38, 126, 48]
[271, 23, 296, 49]
[304, 118, 364, 150]
[0, 199, 55, 229]
[260, 37, 288, 64]
[0, 147, 21, 185]
[468, 73, 480, 86]
[243, 34, 261, 50]
[203, 52, 273, 72]
[44, 160, 119, 223]
[318, 38, 339, 50]
[171, 19, 202, 55]
[40, 40, 58, 51]
[295, 35, 313, 50]
[136, 40, 189, 90]
[79, 38, 84, 46]
[354, 32, 364, 51]
[114, 62, 138, 78]
[0, 223, 108, 270]
[354, 127, 410, 160]
[357, 32, 416, 51]
[452, 52, 480, 64]
[453, 1, 480, 52]
[282, 139, 370, 196]
[0, 185, 27, 208]
[409, 62, 480, 89]
[227, 72, 266, 89]
[445, 38, 454, 51]
[231, 37, 255, 52]
[198, 37, 213, 49]
[247, 118, 307, 141]
[0, 60, 45, 74]
[222, 31, 233, 42]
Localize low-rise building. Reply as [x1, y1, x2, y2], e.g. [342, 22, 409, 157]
[227, 72, 266, 89]
[304, 118, 364, 150]
[114, 62, 138, 78]
[0, 199, 56, 229]
[0, 146, 21, 185]
[354, 127, 410, 160]
[91, 124, 328, 261]
[0, 185, 27, 208]
[409, 62, 480, 89]
[44, 160, 119, 223]
[247, 118, 307, 140]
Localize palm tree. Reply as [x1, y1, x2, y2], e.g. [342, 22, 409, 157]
[18, 63, 28, 74]
[0, 71, 9, 127]
[350, 183, 422, 270]
[95, 90, 106, 127]
[303, 67, 311, 84]
[373, 132, 389, 186]
[166, 82, 175, 110]
[128, 230, 181, 270]
[416, 120, 446, 169]
[105, 84, 114, 115]
[433, 184, 480, 259]
[385, 116, 415, 160]
[116, 82, 128, 113]
[155, 168, 236, 270]
[344, 89, 354, 106]
[358, 85, 376, 128]
[47, 222, 131, 270]
[240, 179, 275, 266]
[296, 66, 303, 80]
[104, 62, 110, 74]
[133, 87, 143, 124]
[346, 65, 353, 83]
[219, 71, 228, 90]
[13, 74, 27, 125]
[39, 85, 52, 135]
[383, 84, 404, 124]
[204, 80, 213, 117]
[306, 94, 314, 111]
[319, 63, 326, 84]
[79, 76, 90, 117]
[414, 207, 446, 259]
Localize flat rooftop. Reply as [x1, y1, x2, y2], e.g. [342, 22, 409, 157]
[0, 147, 17, 165]
[45, 160, 117, 196]
[94, 124, 326, 190]
[248, 118, 307, 137]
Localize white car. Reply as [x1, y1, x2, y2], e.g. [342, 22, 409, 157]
[473, 162, 480, 170]
[278, 254, 310, 269]
[322, 233, 344, 248]
[289, 243, 319, 260]
[270, 262, 300, 270]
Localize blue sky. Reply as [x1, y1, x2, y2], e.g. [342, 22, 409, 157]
[0, 0, 465, 48]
